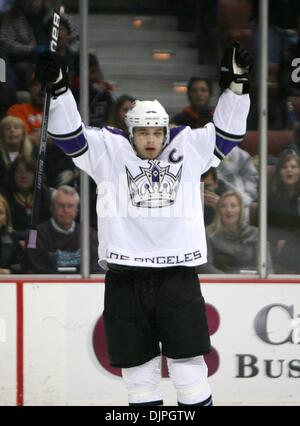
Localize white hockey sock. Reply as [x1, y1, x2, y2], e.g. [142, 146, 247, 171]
[122, 356, 163, 405]
[167, 356, 212, 405]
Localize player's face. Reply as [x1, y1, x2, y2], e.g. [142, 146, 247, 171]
[52, 192, 78, 230]
[133, 127, 165, 159]
[219, 195, 241, 228]
[280, 159, 300, 187]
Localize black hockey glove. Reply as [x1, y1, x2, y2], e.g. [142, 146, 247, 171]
[219, 41, 253, 95]
[35, 51, 69, 97]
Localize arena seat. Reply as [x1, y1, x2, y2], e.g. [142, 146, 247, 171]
[241, 130, 294, 156]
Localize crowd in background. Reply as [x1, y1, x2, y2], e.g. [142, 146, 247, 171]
[0, 0, 300, 275]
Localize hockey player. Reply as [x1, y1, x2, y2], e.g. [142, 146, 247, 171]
[34, 42, 252, 406]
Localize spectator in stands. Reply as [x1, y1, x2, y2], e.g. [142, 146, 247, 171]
[199, 190, 267, 274]
[201, 167, 228, 226]
[0, 0, 49, 89]
[268, 151, 300, 263]
[194, 0, 218, 66]
[0, 0, 76, 89]
[283, 122, 300, 157]
[4, 154, 51, 241]
[0, 194, 24, 274]
[5, 85, 77, 189]
[0, 0, 14, 13]
[107, 94, 135, 132]
[171, 77, 214, 128]
[249, 1, 300, 130]
[251, 0, 300, 65]
[216, 146, 258, 218]
[0, 115, 34, 189]
[247, 78, 298, 131]
[25, 185, 101, 274]
[274, 228, 300, 273]
[72, 53, 114, 128]
[6, 77, 44, 145]
[5, 78, 76, 189]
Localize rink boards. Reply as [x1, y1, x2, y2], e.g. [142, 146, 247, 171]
[0, 278, 299, 406]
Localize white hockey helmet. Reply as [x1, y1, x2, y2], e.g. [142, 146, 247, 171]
[125, 100, 170, 147]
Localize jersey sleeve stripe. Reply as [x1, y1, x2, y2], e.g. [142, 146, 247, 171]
[70, 144, 89, 158]
[50, 126, 88, 157]
[213, 146, 225, 161]
[48, 125, 84, 141]
[215, 126, 244, 142]
[214, 125, 245, 158]
[215, 133, 242, 157]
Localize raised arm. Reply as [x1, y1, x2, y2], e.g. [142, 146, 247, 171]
[187, 43, 252, 171]
[214, 42, 253, 160]
[35, 52, 106, 180]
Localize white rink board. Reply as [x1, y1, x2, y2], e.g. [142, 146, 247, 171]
[203, 284, 300, 405]
[24, 283, 128, 406]
[0, 284, 16, 406]
[21, 281, 300, 406]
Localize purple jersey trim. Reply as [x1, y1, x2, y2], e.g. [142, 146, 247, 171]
[52, 131, 88, 157]
[170, 126, 186, 142]
[105, 126, 130, 141]
[215, 133, 242, 157]
[48, 126, 83, 140]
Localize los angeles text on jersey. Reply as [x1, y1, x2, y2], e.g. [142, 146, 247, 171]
[106, 250, 202, 265]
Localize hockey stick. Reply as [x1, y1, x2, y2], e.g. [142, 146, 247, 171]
[27, 1, 61, 249]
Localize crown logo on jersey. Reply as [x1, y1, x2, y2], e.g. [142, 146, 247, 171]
[126, 160, 182, 208]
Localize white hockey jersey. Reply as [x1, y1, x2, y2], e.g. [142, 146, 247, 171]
[48, 89, 250, 270]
